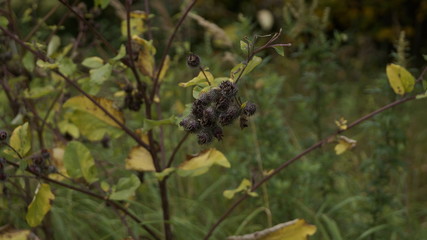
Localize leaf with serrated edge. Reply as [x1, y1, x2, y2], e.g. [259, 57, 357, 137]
[63, 95, 124, 128]
[177, 148, 230, 177]
[228, 219, 317, 240]
[26, 184, 55, 227]
[125, 146, 155, 171]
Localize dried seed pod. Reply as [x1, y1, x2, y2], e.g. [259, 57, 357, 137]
[216, 95, 231, 112]
[201, 106, 217, 127]
[219, 105, 240, 126]
[240, 115, 249, 129]
[243, 102, 257, 116]
[197, 130, 213, 145]
[187, 53, 201, 68]
[191, 99, 206, 118]
[211, 124, 224, 141]
[219, 81, 238, 97]
[180, 117, 201, 133]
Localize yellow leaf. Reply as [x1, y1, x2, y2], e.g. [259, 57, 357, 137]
[125, 146, 155, 171]
[0, 229, 33, 240]
[26, 184, 55, 227]
[63, 95, 124, 128]
[223, 179, 257, 199]
[386, 64, 415, 95]
[159, 55, 170, 82]
[334, 117, 347, 130]
[179, 70, 214, 87]
[48, 147, 69, 181]
[7, 122, 31, 158]
[134, 37, 156, 78]
[177, 148, 230, 177]
[334, 135, 357, 155]
[228, 219, 317, 240]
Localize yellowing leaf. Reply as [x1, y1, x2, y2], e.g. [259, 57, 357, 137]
[63, 95, 124, 128]
[26, 184, 55, 227]
[334, 117, 347, 130]
[63, 141, 98, 183]
[48, 147, 68, 181]
[177, 148, 230, 177]
[7, 122, 31, 158]
[179, 70, 214, 87]
[223, 179, 258, 199]
[159, 55, 170, 81]
[228, 219, 317, 240]
[386, 64, 415, 95]
[334, 135, 357, 155]
[135, 37, 156, 78]
[125, 146, 155, 171]
[0, 229, 33, 240]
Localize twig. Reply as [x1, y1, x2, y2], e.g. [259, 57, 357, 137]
[24, 2, 62, 41]
[203, 94, 420, 239]
[166, 132, 190, 168]
[150, 0, 198, 101]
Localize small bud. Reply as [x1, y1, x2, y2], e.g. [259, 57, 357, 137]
[180, 117, 201, 133]
[0, 130, 8, 141]
[187, 53, 201, 68]
[219, 81, 238, 97]
[197, 130, 213, 145]
[243, 102, 257, 116]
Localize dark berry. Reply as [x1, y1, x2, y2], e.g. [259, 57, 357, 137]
[101, 135, 110, 148]
[187, 53, 201, 68]
[197, 130, 213, 145]
[129, 100, 141, 111]
[243, 102, 257, 116]
[46, 165, 58, 174]
[212, 125, 224, 141]
[29, 165, 41, 174]
[240, 115, 249, 129]
[201, 107, 217, 127]
[207, 88, 221, 103]
[180, 117, 201, 133]
[216, 96, 230, 112]
[32, 155, 44, 166]
[198, 92, 212, 105]
[191, 99, 206, 118]
[41, 149, 50, 159]
[124, 84, 134, 93]
[0, 130, 7, 141]
[219, 81, 238, 97]
[219, 105, 240, 126]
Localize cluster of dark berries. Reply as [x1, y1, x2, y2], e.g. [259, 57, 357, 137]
[180, 81, 257, 145]
[28, 149, 57, 175]
[123, 84, 144, 111]
[0, 157, 6, 181]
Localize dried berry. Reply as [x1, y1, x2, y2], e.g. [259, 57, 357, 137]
[219, 105, 240, 126]
[41, 149, 50, 159]
[46, 165, 58, 174]
[32, 155, 44, 166]
[29, 165, 41, 175]
[0, 130, 7, 141]
[187, 53, 201, 68]
[124, 84, 134, 93]
[207, 88, 221, 103]
[243, 102, 257, 116]
[191, 99, 206, 118]
[216, 96, 231, 112]
[180, 117, 201, 133]
[240, 115, 249, 129]
[212, 125, 224, 141]
[201, 107, 217, 127]
[219, 81, 238, 97]
[198, 92, 212, 105]
[197, 130, 213, 145]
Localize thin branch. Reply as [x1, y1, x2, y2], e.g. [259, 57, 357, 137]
[159, 179, 172, 240]
[150, 0, 198, 101]
[204, 94, 420, 239]
[0, 26, 151, 150]
[166, 132, 190, 168]
[24, 2, 62, 41]
[4, 159, 160, 240]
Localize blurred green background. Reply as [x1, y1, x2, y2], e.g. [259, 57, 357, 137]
[2, 0, 427, 239]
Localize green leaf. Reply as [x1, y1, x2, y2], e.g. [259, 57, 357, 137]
[111, 44, 126, 61]
[22, 51, 35, 72]
[240, 40, 249, 54]
[7, 122, 31, 158]
[416, 91, 427, 100]
[63, 141, 98, 183]
[177, 148, 230, 177]
[58, 120, 80, 138]
[23, 85, 55, 99]
[0, 16, 9, 27]
[386, 64, 415, 95]
[58, 57, 77, 77]
[273, 46, 285, 56]
[47, 35, 60, 58]
[26, 184, 55, 227]
[36, 60, 58, 69]
[94, 0, 110, 9]
[179, 70, 214, 87]
[423, 55, 427, 62]
[90, 63, 112, 84]
[154, 168, 175, 181]
[192, 84, 210, 99]
[82, 56, 104, 69]
[109, 174, 141, 200]
[63, 95, 125, 128]
[230, 56, 262, 81]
